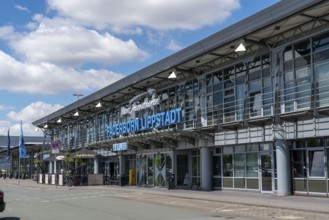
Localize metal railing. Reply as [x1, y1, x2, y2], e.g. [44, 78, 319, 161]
[54, 78, 329, 148]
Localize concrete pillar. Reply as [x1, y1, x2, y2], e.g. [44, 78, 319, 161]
[54, 160, 57, 174]
[119, 154, 125, 175]
[94, 158, 99, 174]
[200, 139, 212, 191]
[49, 161, 53, 174]
[274, 127, 291, 196]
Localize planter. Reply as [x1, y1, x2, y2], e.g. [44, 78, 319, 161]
[70, 176, 81, 186]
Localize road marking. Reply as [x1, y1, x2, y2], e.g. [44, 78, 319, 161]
[275, 216, 305, 220]
[219, 208, 249, 212]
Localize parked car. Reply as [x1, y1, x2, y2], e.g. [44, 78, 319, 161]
[0, 190, 5, 212]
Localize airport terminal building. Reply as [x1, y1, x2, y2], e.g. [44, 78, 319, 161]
[33, 0, 329, 196]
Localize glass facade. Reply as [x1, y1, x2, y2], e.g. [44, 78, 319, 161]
[36, 22, 329, 197]
[205, 54, 272, 125]
[281, 32, 329, 113]
[216, 143, 273, 191]
[292, 138, 329, 195]
[51, 32, 329, 151]
[136, 152, 172, 187]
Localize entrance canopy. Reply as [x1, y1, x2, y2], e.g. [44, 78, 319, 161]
[90, 128, 212, 150]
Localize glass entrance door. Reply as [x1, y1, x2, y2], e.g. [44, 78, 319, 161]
[292, 148, 327, 195]
[307, 149, 326, 194]
[261, 153, 272, 192]
[177, 154, 189, 187]
[137, 156, 147, 186]
[147, 155, 154, 186]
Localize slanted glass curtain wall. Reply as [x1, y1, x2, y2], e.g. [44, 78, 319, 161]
[205, 53, 272, 125]
[282, 32, 329, 113]
[52, 31, 329, 151]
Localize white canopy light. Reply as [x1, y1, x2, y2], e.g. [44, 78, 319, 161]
[235, 42, 246, 52]
[168, 71, 177, 79]
[73, 111, 79, 117]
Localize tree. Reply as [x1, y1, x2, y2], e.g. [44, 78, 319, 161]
[34, 159, 47, 174]
[64, 152, 86, 175]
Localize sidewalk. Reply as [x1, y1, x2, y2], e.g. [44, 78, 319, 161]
[2, 178, 329, 214]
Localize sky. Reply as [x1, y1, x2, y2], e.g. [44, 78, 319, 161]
[0, 0, 279, 137]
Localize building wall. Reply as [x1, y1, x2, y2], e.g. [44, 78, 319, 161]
[42, 21, 329, 195]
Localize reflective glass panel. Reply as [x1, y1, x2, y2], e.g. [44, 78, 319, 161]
[293, 150, 306, 178]
[213, 156, 222, 176]
[309, 150, 325, 177]
[234, 153, 245, 177]
[223, 154, 233, 177]
[246, 152, 258, 177]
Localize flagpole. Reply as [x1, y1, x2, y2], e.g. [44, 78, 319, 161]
[5, 160, 7, 183]
[6, 128, 11, 183]
[18, 157, 20, 184]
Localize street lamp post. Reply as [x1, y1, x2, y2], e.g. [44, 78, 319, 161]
[73, 93, 84, 100]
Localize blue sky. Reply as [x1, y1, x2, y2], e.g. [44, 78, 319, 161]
[0, 0, 279, 136]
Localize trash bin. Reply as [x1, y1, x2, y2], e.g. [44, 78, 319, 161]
[167, 173, 175, 190]
[119, 174, 126, 186]
[129, 169, 136, 186]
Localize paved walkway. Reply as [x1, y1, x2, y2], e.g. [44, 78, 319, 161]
[1, 178, 329, 215]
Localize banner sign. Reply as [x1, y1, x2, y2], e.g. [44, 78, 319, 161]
[113, 142, 128, 151]
[107, 108, 182, 137]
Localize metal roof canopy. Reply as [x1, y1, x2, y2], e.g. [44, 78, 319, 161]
[89, 128, 200, 149]
[33, 0, 327, 128]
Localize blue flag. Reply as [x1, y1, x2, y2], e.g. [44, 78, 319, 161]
[7, 128, 10, 160]
[19, 121, 28, 158]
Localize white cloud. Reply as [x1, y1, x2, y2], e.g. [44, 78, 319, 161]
[4, 17, 149, 66]
[47, 0, 240, 31]
[15, 5, 30, 13]
[166, 39, 183, 52]
[7, 101, 62, 123]
[0, 105, 15, 111]
[0, 26, 16, 41]
[0, 121, 10, 131]
[0, 122, 43, 136]
[0, 102, 62, 136]
[0, 51, 124, 94]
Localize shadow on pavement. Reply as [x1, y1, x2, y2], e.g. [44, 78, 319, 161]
[0, 217, 20, 220]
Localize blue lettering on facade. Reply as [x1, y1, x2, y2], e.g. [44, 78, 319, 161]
[156, 114, 161, 127]
[165, 111, 170, 125]
[113, 142, 128, 151]
[107, 108, 182, 137]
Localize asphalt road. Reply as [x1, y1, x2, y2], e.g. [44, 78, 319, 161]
[0, 184, 252, 220]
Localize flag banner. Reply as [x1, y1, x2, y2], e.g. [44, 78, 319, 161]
[7, 128, 10, 160]
[19, 121, 28, 158]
